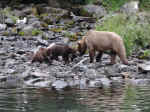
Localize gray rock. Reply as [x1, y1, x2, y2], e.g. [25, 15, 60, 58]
[36, 36, 49, 46]
[88, 80, 103, 88]
[22, 7, 32, 15]
[33, 80, 51, 87]
[28, 16, 39, 23]
[5, 18, 15, 26]
[24, 78, 51, 87]
[62, 36, 70, 44]
[85, 69, 98, 79]
[31, 21, 41, 29]
[120, 1, 139, 14]
[0, 24, 7, 30]
[13, 9, 25, 17]
[99, 78, 111, 87]
[81, 4, 107, 18]
[42, 31, 54, 40]
[72, 58, 89, 73]
[0, 75, 23, 88]
[30, 71, 49, 78]
[138, 62, 150, 72]
[52, 80, 68, 90]
[22, 25, 34, 36]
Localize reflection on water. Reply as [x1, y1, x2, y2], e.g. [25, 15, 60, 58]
[0, 84, 150, 112]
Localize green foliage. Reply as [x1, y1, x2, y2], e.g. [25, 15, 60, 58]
[49, 27, 63, 33]
[18, 31, 25, 36]
[3, 31, 9, 36]
[3, 7, 19, 23]
[140, 0, 150, 11]
[101, 0, 129, 11]
[69, 0, 96, 4]
[139, 50, 150, 59]
[32, 29, 42, 36]
[64, 32, 78, 41]
[96, 14, 150, 56]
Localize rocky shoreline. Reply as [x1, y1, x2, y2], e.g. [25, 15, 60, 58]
[0, 2, 150, 90]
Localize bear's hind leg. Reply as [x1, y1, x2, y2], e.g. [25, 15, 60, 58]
[89, 49, 95, 63]
[118, 53, 128, 65]
[110, 51, 116, 65]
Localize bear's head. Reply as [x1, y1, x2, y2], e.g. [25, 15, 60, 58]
[77, 36, 87, 56]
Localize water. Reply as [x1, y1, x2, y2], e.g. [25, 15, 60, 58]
[0, 84, 150, 112]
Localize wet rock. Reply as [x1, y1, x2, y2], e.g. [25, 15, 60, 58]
[99, 77, 111, 87]
[33, 80, 51, 87]
[24, 78, 43, 86]
[88, 79, 103, 88]
[120, 1, 139, 14]
[30, 71, 50, 78]
[138, 62, 150, 73]
[0, 50, 6, 56]
[0, 75, 23, 88]
[0, 24, 7, 30]
[52, 80, 68, 90]
[132, 79, 150, 86]
[36, 36, 49, 46]
[85, 69, 98, 79]
[80, 4, 107, 18]
[72, 58, 89, 73]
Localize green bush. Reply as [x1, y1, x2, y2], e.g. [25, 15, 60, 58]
[18, 31, 25, 36]
[96, 14, 150, 56]
[32, 29, 42, 36]
[67, 0, 97, 4]
[101, 0, 129, 11]
[64, 32, 78, 41]
[139, 0, 150, 11]
[139, 50, 150, 59]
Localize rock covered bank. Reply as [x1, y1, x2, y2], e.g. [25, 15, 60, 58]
[0, 1, 150, 90]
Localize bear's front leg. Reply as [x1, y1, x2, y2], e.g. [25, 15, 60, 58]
[89, 50, 95, 63]
[96, 52, 103, 62]
[63, 55, 69, 64]
[47, 56, 53, 64]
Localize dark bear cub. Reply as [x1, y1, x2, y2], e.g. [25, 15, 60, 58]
[31, 47, 50, 63]
[47, 43, 77, 64]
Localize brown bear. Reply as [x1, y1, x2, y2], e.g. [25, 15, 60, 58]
[31, 47, 50, 63]
[46, 43, 77, 64]
[77, 30, 128, 65]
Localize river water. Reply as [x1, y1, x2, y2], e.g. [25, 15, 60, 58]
[0, 84, 150, 112]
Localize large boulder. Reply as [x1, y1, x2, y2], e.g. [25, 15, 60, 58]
[120, 1, 139, 14]
[80, 4, 107, 18]
[21, 25, 34, 36]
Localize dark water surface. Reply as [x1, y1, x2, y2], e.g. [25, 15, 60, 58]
[0, 84, 150, 112]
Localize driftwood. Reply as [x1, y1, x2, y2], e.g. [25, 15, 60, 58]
[70, 12, 96, 23]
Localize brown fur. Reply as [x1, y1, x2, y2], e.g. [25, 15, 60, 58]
[31, 47, 49, 63]
[77, 30, 128, 65]
[47, 43, 77, 64]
